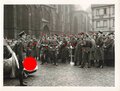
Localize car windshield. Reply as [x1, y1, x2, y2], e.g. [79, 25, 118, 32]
[4, 45, 12, 59]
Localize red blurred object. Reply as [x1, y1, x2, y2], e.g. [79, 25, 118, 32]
[78, 32, 84, 35]
[23, 57, 37, 72]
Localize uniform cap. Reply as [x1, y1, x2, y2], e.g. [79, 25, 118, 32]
[98, 31, 103, 34]
[108, 32, 114, 35]
[18, 31, 26, 37]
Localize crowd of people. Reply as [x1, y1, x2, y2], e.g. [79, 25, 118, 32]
[4, 31, 114, 86]
[6, 31, 114, 68]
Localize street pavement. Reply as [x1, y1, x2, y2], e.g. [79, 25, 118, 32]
[4, 61, 114, 87]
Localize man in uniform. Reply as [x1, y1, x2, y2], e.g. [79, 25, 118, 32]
[89, 33, 96, 67]
[95, 31, 104, 68]
[74, 33, 84, 66]
[104, 33, 114, 66]
[61, 38, 68, 63]
[69, 37, 77, 65]
[40, 37, 49, 64]
[49, 37, 59, 66]
[80, 33, 92, 68]
[31, 38, 38, 59]
[14, 31, 27, 86]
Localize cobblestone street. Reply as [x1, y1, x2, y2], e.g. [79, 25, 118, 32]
[4, 61, 114, 87]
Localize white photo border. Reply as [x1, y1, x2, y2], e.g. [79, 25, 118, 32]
[0, 0, 120, 91]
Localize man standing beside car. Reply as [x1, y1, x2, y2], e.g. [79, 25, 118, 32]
[15, 31, 27, 86]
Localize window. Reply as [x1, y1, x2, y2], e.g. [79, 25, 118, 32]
[112, 7, 115, 15]
[96, 9, 99, 16]
[100, 21, 103, 27]
[103, 20, 107, 27]
[96, 21, 100, 28]
[113, 19, 115, 27]
[103, 8, 107, 15]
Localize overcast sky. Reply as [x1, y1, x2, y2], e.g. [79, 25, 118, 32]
[74, 0, 115, 10]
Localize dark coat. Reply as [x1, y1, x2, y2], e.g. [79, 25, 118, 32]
[81, 38, 92, 61]
[89, 38, 96, 60]
[31, 41, 38, 58]
[26, 42, 32, 57]
[95, 36, 104, 60]
[15, 41, 25, 70]
[74, 40, 82, 62]
[104, 38, 114, 60]
[60, 40, 69, 60]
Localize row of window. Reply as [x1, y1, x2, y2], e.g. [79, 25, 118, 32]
[96, 19, 114, 28]
[95, 7, 114, 16]
[96, 20, 107, 27]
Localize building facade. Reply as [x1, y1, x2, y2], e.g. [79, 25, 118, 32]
[91, 4, 115, 32]
[54, 5, 74, 34]
[4, 5, 57, 39]
[4, 5, 75, 39]
[72, 10, 90, 34]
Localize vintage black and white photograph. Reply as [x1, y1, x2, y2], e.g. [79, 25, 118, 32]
[3, 4, 115, 86]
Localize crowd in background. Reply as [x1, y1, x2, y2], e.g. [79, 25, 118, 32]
[5, 31, 115, 68]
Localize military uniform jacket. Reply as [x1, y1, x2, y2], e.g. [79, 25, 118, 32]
[95, 36, 104, 60]
[16, 41, 25, 69]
